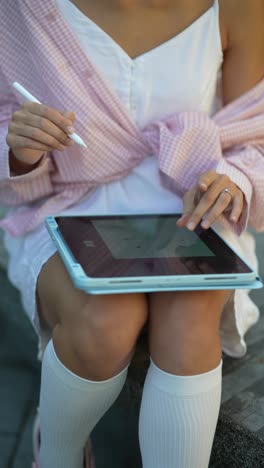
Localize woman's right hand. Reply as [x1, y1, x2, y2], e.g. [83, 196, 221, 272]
[6, 102, 76, 165]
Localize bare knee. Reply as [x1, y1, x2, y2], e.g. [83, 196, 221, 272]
[54, 293, 148, 380]
[36, 252, 148, 379]
[148, 290, 230, 375]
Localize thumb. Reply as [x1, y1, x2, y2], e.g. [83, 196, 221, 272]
[63, 110, 76, 125]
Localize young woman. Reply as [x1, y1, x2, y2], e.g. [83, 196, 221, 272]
[1, 0, 263, 467]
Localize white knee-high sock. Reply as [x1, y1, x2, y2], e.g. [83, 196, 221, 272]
[39, 340, 128, 468]
[139, 358, 222, 468]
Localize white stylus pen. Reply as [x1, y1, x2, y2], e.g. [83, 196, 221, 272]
[12, 82, 87, 148]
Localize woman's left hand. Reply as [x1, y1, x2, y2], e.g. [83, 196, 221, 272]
[176, 170, 244, 231]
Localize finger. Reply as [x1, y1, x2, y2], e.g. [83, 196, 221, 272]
[176, 213, 190, 227]
[7, 133, 67, 152]
[229, 191, 244, 223]
[21, 102, 75, 134]
[14, 107, 75, 132]
[198, 170, 217, 191]
[176, 187, 197, 227]
[63, 110, 76, 127]
[201, 191, 234, 229]
[10, 116, 74, 147]
[8, 122, 71, 151]
[194, 186, 204, 205]
[186, 175, 231, 230]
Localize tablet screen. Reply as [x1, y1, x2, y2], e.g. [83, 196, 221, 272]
[55, 214, 252, 278]
[92, 217, 215, 259]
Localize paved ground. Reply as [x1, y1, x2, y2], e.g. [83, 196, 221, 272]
[0, 230, 264, 468]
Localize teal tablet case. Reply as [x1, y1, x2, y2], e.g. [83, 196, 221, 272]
[45, 215, 263, 295]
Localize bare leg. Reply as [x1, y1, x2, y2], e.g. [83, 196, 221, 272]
[139, 290, 231, 468]
[36, 252, 148, 467]
[37, 252, 148, 379]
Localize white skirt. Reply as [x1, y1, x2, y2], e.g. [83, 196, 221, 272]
[3, 159, 260, 360]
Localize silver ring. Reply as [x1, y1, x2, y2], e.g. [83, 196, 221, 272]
[221, 188, 233, 200]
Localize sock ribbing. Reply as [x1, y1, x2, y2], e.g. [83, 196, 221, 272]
[39, 339, 128, 468]
[139, 359, 222, 468]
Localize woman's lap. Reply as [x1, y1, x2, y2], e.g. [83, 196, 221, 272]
[3, 219, 260, 360]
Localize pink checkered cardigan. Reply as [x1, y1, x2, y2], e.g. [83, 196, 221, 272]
[0, 1, 264, 237]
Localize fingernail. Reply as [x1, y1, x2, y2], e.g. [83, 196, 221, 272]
[201, 221, 210, 229]
[230, 216, 237, 222]
[177, 214, 188, 222]
[200, 184, 207, 190]
[187, 222, 195, 230]
[176, 220, 184, 226]
[66, 126, 75, 134]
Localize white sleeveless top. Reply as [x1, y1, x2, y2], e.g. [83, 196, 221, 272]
[55, 0, 223, 216]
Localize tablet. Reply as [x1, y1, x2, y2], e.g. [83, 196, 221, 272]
[45, 214, 263, 294]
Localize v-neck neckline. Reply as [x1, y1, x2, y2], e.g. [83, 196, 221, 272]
[57, 0, 216, 63]
[22, 0, 225, 146]
[26, 0, 145, 141]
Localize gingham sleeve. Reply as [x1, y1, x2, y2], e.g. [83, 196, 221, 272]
[144, 108, 264, 236]
[0, 80, 54, 206]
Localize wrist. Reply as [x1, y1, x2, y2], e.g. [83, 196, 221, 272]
[9, 149, 45, 175]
